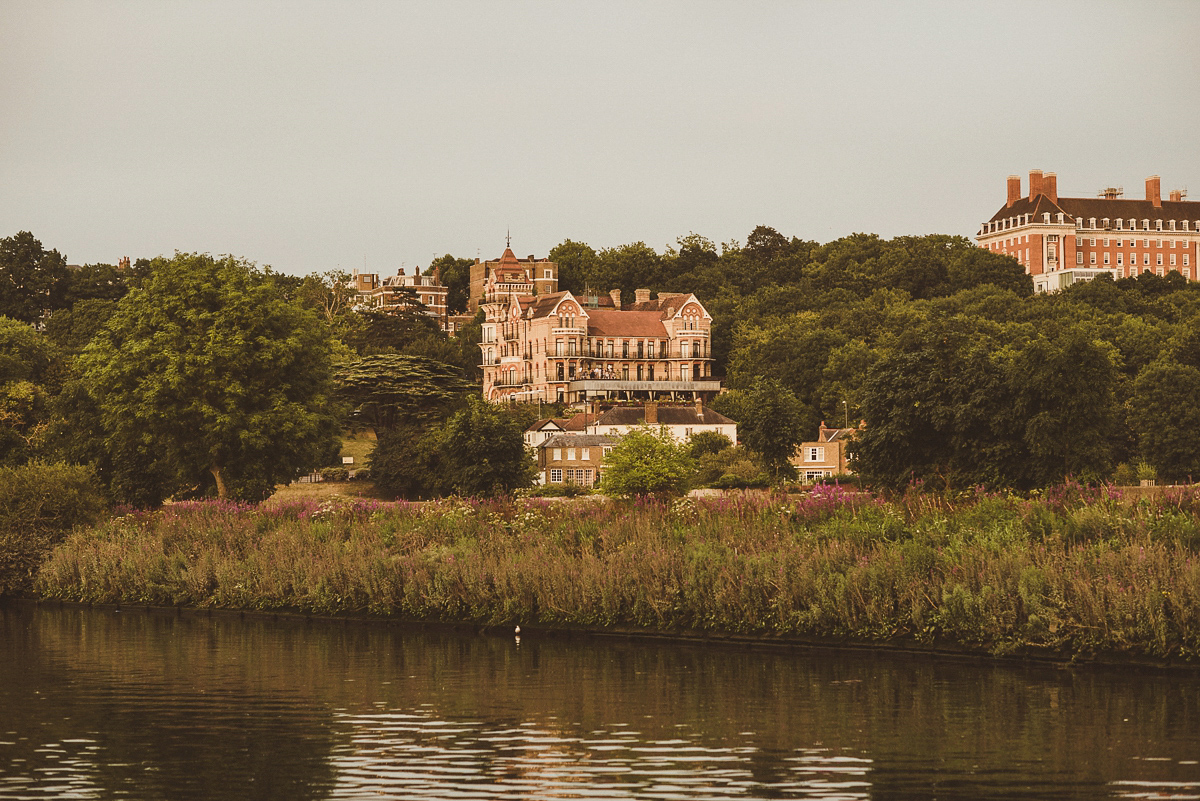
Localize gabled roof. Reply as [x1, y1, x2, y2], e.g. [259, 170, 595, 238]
[527, 291, 579, 319]
[595, 406, 735, 427]
[526, 418, 566, 433]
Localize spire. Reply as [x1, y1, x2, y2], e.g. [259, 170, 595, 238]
[506, 228, 511, 248]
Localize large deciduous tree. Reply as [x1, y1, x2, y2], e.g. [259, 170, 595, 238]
[0, 232, 70, 324]
[80, 253, 341, 502]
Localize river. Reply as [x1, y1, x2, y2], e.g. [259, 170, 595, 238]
[1, 603, 1197, 799]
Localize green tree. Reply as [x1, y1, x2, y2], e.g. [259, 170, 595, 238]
[80, 253, 342, 501]
[0, 317, 62, 465]
[334, 354, 475, 431]
[0, 232, 70, 323]
[1130, 361, 1200, 482]
[730, 377, 807, 480]
[438, 396, 536, 497]
[599, 425, 695, 498]
[686, 430, 732, 459]
[547, 240, 599, 294]
[429, 254, 473, 314]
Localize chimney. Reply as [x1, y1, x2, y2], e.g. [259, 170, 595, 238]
[609, 289, 622, 309]
[1006, 175, 1021, 207]
[694, 395, 704, 416]
[1170, 189, 1182, 203]
[644, 401, 657, 425]
[1029, 169, 1044, 200]
[1043, 172, 1058, 203]
[634, 288, 651, 304]
[1147, 175, 1162, 208]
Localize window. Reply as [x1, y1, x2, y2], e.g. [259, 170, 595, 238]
[1144, 254, 1151, 265]
[680, 364, 690, 381]
[685, 428, 693, 437]
[1103, 238, 1110, 247]
[1157, 254, 1163, 266]
[1171, 254, 1177, 266]
[622, 342, 629, 358]
[567, 448, 576, 461]
[1076, 237, 1083, 247]
[1117, 254, 1123, 266]
[1076, 252, 1084, 265]
[807, 447, 825, 462]
[584, 469, 594, 485]
[1103, 253, 1110, 265]
[1157, 267, 1164, 276]
[544, 269, 552, 279]
[602, 446, 613, 456]
[550, 469, 562, 483]
[552, 448, 561, 461]
[647, 341, 655, 358]
[555, 339, 563, 356]
[1157, 239, 1163, 248]
[636, 364, 643, 380]
[581, 448, 590, 461]
[1089, 253, 1096, 265]
[1089, 238, 1096, 246]
[1186, 255, 1191, 267]
[606, 341, 613, 358]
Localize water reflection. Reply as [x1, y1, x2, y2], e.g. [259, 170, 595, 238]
[1, 603, 1198, 800]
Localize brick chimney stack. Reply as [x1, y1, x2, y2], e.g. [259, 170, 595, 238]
[634, 288, 651, 304]
[1007, 175, 1021, 207]
[1147, 175, 1162, 208]
[644, 401, 657, 425]
[1043, 172, 1058, 203]
[1170, 189, 1183, 203]
[1028, 169, 1044, 200]
[609, 289, 622, 309]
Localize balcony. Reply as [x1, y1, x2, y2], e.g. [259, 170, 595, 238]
[551, 327, 587, 336]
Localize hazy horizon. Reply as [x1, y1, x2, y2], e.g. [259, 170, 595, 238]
[3, 0, 1198, 275]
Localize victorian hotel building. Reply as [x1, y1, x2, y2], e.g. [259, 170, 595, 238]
[978, 170, 1200, 292]
[476, 247, 719, 404]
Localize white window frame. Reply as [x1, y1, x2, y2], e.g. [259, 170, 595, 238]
[550, 469, 563, 483]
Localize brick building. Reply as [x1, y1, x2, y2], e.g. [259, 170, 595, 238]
[790, 423, 855, 483]
[536, 434, 614, 486]
[479, 255, 720, 405]
[351, 267, 450, 331]
[468, 247, 558, 313]
[977, 170, 1199, 292]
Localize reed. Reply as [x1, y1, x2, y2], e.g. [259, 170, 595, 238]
[33, 485, 1200, 661]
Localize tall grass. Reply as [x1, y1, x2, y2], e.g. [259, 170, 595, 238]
[34, 485, 1200, 661]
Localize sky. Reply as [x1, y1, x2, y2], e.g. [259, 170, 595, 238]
[3, 1, 1199, 276]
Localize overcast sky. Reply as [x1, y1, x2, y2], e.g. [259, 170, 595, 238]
[3, 1, 1199, 276]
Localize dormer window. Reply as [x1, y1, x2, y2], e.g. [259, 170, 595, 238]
[1102, 218, 1110, 229]
[1057, 213, 1065, 224]
[1089, 217, 1096, 228]
[1115, 219, 1123, 230]
[1156, 220, 1163, 231]
[1169, 220, 1176, 231]
[1043, 213, 1051, 224]
[1143, 219, 1150, 230]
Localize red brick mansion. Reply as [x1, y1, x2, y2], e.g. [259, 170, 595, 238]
[977, 170, 1199, 292]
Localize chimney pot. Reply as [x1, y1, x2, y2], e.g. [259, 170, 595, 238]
[1044, 172, 1058, 203]
[1006, 175, 1021, 207]
[1029, 169, 1044, 200]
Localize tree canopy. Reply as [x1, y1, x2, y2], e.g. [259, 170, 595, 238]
[599, 426, 695, 498]
[80, 253, 341, 501]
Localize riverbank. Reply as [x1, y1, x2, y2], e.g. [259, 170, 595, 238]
[28, 486, 1200, 664]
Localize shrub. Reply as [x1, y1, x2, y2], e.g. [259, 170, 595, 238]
[525, 483, 592, 498]
[319, 466, 350, 482]
[0, 461, 105, 596]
